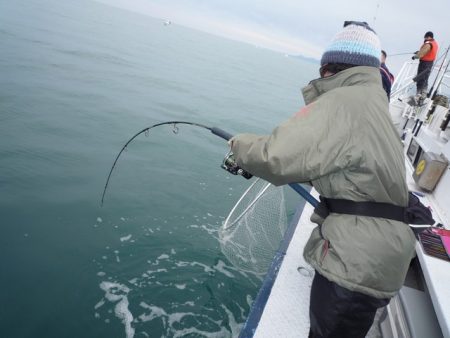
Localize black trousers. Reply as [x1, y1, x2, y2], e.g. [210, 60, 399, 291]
[415, 60, 434, 93]
[308, 272, 390, 338]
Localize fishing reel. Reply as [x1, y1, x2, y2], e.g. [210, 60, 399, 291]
[221, 151, 253, 179]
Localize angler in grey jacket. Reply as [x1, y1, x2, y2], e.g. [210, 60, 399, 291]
[230, 21, 416, 337]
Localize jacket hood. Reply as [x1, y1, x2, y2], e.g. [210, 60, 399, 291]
[302, 66, 382, 105]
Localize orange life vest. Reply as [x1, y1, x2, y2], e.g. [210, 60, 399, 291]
[421, 39, 438, 61]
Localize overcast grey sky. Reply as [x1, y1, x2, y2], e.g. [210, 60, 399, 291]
[96, 0, 450, 74]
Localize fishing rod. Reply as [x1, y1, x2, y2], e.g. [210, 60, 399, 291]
[100, 120, 318, 207]
[101, 120, 438, 230]
[388, 52, 414, 57]
[101, 121, 230, 206]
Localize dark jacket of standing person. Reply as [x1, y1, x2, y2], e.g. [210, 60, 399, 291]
[380, 50, 394, 99]
[229, 21, 415, 338]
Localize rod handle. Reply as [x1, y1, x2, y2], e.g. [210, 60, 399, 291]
[211, 127, 233, 141]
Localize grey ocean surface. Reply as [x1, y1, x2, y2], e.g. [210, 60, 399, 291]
[0, 0, 317, 337]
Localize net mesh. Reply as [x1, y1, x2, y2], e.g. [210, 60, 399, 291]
[219, 178, 288, 275]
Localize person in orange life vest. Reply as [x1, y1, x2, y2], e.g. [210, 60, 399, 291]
[380, 50, 394, 100]
[412, 31, 438, 99]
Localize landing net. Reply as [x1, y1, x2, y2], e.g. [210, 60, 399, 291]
[219, 178, 288, 275]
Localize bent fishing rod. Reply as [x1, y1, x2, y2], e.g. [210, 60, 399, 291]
[100, 120, 318, 207]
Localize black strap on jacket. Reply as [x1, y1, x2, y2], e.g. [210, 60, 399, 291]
[314, 192, 435, 226]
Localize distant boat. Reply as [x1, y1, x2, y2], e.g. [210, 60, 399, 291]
[163, 20, 171, 26]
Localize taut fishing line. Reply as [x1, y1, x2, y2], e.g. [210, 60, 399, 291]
[101, 120, 317, 274]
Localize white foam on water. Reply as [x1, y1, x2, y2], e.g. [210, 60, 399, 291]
[138, 302, 230, 337]
[172, 326, 230, 338]
[167, 312, 191, 326]
[157, 254, 169, 260]
[221, 304, 243, 338]
[120, 234, 132, 242]
[170, 248, 176, 255]
[174, 261, 189, 267]
[174, 284, 186, 290]
[95, 299, 105, 310]
[139, 302, 167, 322]
[120, 217, 126, 221]
[246, 295, 253, 308]
[200, 224, 217, 235]
[128, 278, 138, 285]
[190, 261, 214, 273]
[213, 260, 235, 278]
[99, 281, 134, 338]
[114, 250, 120, 263]
[97, 217, 103, 223]
[97, 271, 106, 277]
[235, 300, 247, 318]
[145, 268, 168, 275]
[115, 297, 134, 338]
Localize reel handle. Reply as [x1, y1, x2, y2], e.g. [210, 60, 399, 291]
[211, 127, 233, 141]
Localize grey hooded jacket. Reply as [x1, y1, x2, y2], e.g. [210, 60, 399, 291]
[230, 66, 416, 299]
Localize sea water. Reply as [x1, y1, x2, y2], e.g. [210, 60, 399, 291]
[0, 0, 317, 337]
